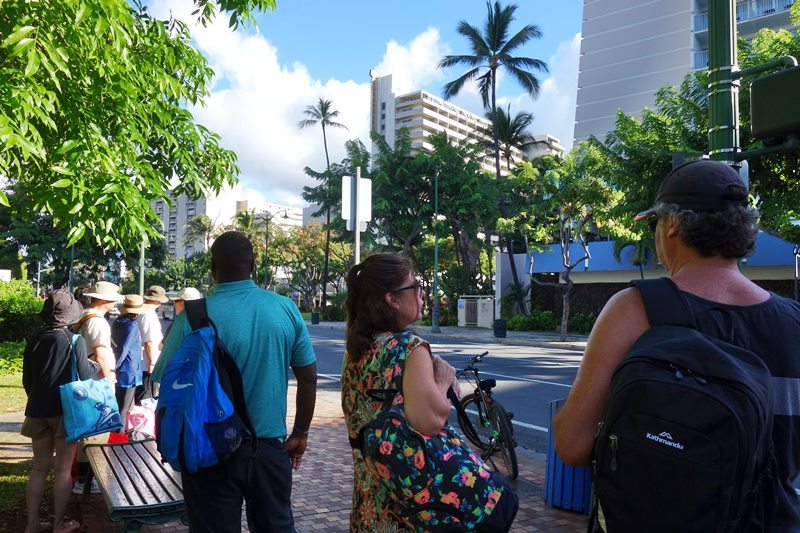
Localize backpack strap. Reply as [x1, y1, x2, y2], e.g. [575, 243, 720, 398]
[184, 298, 209, 330]
[70, 312, 101, 334]
[631, 277, 696, 328]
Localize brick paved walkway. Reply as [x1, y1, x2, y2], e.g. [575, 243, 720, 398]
[71, 377, 588, 532]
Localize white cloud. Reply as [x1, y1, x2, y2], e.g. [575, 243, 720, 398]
[518, 33, 581, 150]
[373, 28, 449, 95]
[145, 0, 370, 208]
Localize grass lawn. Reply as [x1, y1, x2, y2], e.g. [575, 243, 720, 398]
[301, 312, 311, 320]
[0, 373, 25, 414]
[0, 462, 29, 513]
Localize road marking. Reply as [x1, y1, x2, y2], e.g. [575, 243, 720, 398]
[481, 371, 572, 388]
[458, 407, 549, 433]
[318, 373, 341, 382]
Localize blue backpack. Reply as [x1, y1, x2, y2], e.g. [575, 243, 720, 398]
[155, 299, 256, 473]
[111, 315, 143, 388]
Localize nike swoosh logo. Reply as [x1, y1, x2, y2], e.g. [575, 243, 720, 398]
[172, 379, 193, 390]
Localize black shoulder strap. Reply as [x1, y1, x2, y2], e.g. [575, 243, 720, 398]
[184, 298, 209, 330]
[631, 278, 696, 328]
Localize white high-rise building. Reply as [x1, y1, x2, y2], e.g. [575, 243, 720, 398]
[574, 0, 797, 144]
[371, 74, 563, 174]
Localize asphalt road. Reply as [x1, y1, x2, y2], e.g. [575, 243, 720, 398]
[309, 327, 583, 454]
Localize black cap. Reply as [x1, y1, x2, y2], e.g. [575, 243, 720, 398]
[635, 160, 749, 221]
[39, 289, 83, 327]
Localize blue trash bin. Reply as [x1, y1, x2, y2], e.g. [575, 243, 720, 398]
[544, 399, 592, 514]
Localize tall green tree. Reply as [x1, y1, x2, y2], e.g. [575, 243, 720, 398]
[298, 98, 348, 310]
[0, 0, 275, 250]
[504, 147, 623, 340]
[439, 0, 548, 315]
[482, 104, 535, 170]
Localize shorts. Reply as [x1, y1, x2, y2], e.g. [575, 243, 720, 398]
[21, 416, 66, 439]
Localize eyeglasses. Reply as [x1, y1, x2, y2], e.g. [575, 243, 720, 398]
[647, 215, 659, 233]
[393, 280, 422, 294]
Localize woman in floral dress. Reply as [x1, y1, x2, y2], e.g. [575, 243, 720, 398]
[341, 253, 518, 532]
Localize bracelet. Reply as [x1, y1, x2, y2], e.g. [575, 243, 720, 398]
[292, 425, 309, 436]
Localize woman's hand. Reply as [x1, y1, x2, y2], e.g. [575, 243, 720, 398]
[432, 355, 456, 386]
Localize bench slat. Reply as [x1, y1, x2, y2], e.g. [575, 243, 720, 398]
[86, 445, 146, 508]
[132, 441, 183, 498]
[119, 442, 177, 504]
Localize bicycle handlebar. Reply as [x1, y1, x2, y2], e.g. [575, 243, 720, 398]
[454, 351, 490, 377]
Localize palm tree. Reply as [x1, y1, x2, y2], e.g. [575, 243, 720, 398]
[439, 1, 547, 315]
[482, 104, 535, 170]
[299, 98, 348, 311]
[183, 214, 218, 252]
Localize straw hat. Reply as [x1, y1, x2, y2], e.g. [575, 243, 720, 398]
[84, 281, 122, 302]
[171, 287, 201, 301]
[119, 294, 156, 315]
[144, 285, 169, 303]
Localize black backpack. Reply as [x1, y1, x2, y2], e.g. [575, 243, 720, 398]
[591, 278, 778, 533]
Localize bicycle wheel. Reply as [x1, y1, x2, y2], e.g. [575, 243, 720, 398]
[489, 402, 519, 480]
[457, 393, 493, 450]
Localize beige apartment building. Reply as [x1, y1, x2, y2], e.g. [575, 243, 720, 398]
[574, 0, 797, 144]
[371, 74, 564, 174]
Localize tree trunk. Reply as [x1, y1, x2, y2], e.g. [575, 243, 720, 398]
[560, 281, 570, 342]
[491, 70, 525, 316]
[320, 124, 332, 310]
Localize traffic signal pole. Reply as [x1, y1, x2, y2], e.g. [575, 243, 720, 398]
[708, 0, 740, 163]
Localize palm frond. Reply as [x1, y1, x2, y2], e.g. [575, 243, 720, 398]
[443, 68, 482, 100]
[500, 24, 543, 55]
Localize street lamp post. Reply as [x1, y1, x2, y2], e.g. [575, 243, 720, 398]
[794, 244, 800, 302]
[431, 166, 442, 334]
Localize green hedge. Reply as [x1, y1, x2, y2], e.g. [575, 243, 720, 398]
[321, 291, 347, 322]
[0, 342, 24, 375]
[568, 312, 597, 334]
[0, 281, 44, 342]
[506, 309, 559, 332]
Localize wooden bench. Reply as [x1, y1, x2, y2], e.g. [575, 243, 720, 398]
[85, 439, 186, 532]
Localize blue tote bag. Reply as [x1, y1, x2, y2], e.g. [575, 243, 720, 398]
[59, 334, 123, 442]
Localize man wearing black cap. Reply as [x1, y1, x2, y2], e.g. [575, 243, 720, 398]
[553, 160, 800, 530]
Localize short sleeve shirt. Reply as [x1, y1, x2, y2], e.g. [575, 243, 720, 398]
[152, 280, 316, 439]
[79, 309, 110, 355]
[137, 310, 163, 368]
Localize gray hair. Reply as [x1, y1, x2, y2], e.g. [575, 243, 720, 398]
[653, 202, 759, 259]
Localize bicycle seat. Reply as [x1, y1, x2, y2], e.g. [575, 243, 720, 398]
[479, 379, 496, 391]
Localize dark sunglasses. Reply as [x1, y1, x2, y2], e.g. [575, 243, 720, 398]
[647, 215, 659, 233]
[393, 280, 422, 294]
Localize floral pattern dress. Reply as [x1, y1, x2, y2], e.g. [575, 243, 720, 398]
[342, 331, 504, 532]
[342, 331, 423, 532]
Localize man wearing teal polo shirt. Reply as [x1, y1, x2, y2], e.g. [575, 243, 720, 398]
[153, 231, 317, 533]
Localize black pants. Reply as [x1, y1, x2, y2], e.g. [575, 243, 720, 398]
[183, 438, 294, 533]
[135, 371, 159, 403]
[115, 386, 136, 430]
[476, 485, 519, 532]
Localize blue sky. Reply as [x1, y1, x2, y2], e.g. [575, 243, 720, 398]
[147, 1, 583, 212]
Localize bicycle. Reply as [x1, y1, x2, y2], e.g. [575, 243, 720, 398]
[453, 351, 518, 480]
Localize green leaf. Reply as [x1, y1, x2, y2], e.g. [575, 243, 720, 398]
[24, 50, 40, 76]
[2, 26, 35, 47]
[11, 37, 35, 57]
[0, 190, 8, 207]
[69, 202, 83, 214]
[51, 178, 71, 188]
[51, 166, 74, 176]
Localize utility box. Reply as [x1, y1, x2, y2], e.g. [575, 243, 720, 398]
[751, 66, 800, 142]
[476, 298, 494, 328]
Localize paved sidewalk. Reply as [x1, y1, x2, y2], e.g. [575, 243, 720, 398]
[1, 325, 590, 531]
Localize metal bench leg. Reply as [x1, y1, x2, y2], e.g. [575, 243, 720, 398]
[123, 520, 142, 533]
